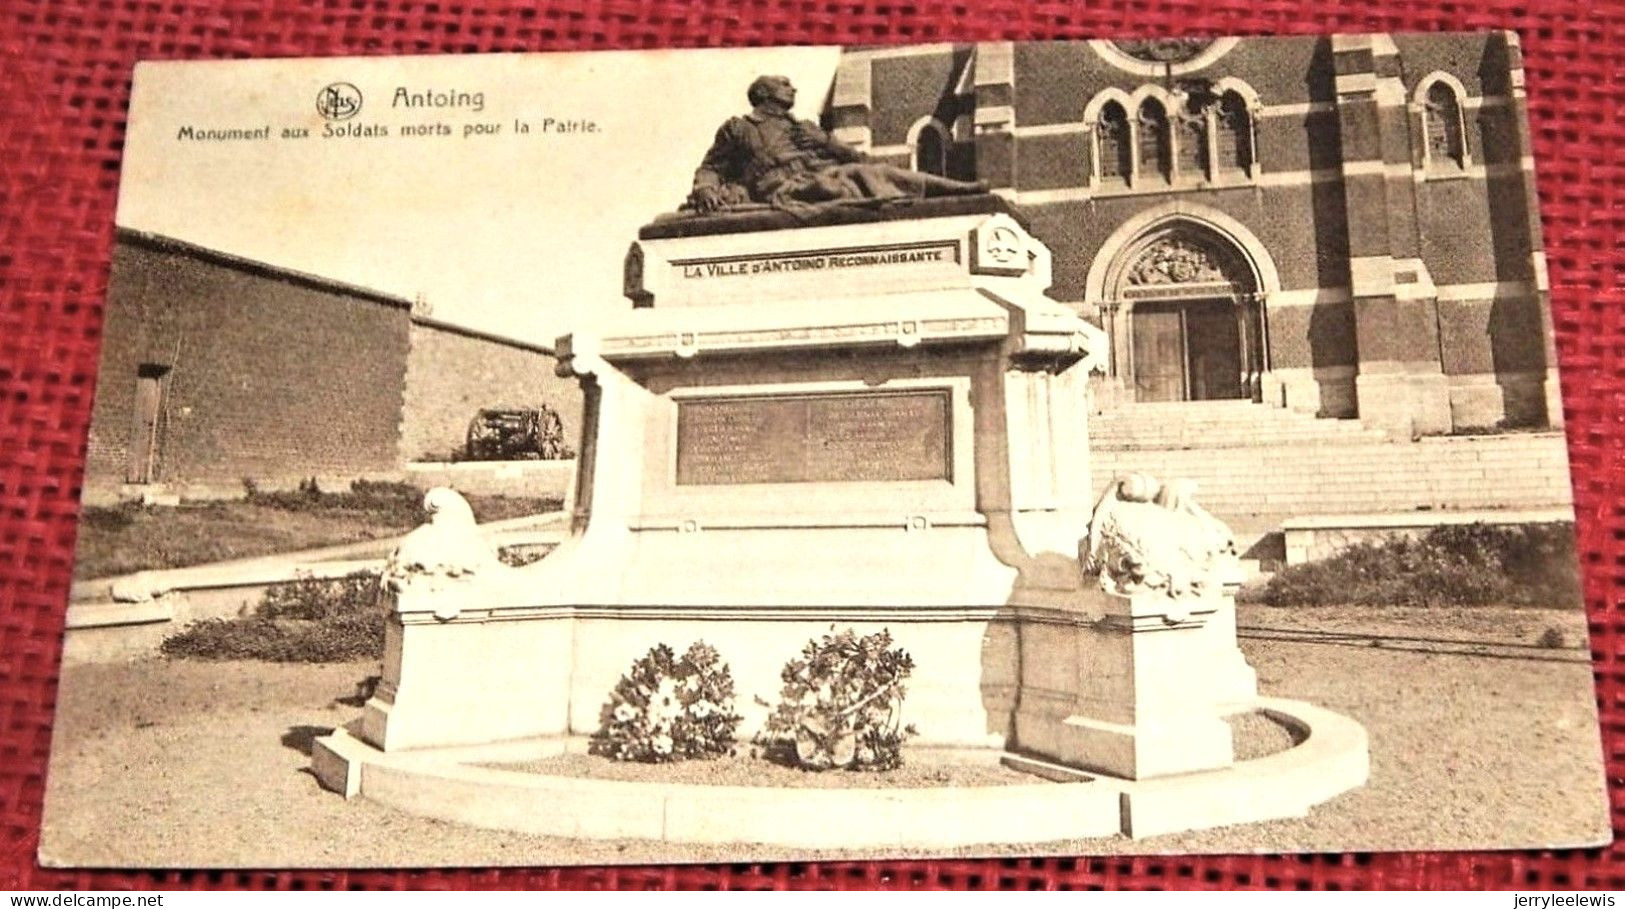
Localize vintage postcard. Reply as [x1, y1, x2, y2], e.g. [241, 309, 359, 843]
[43, 36, 1610, 868]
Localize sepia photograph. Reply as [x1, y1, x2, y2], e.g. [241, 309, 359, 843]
[40, 35, 1610, 868]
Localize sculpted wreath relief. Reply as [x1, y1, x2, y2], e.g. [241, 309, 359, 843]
[1082, 473, 1239, 614]
[380, 487, 506, 621]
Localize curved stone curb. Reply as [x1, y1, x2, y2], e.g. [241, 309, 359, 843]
[1118, 697, 1370, 838]
[312, 697, 1368, 847]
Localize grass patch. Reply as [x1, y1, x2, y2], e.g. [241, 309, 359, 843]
[1242, 522, 1581, 608]
[161, 572, 384, 662]
[75, 480, 560, 579]
[241, 478, 555, 524]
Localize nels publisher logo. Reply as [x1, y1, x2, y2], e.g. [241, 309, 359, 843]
[316, 82, 362, 121]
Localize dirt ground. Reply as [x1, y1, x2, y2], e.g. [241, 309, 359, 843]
[495, 712, 1296, 786]
[494, 752, 1038, 788]
[38, 604, 1611, 868]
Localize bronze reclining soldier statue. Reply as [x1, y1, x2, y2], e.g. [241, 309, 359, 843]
[686, 75, 989, 215]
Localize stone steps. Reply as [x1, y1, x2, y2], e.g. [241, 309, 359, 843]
[1090, 401, 1388, 450]
[1087, 402, 1573, 519]
[1090, 435, 1574, 518]
[1091, 429, 1388, 449]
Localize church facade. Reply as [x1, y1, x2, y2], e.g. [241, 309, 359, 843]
[824, 34, 1558, 437]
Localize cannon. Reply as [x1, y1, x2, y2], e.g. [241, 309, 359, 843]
[464, 407, 573, 461]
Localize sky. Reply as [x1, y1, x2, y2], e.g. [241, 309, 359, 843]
[116, 47, 845, 344]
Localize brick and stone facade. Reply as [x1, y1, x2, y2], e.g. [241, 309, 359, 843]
[84, 230, 581, 500]
[827, 33, 1557, 436]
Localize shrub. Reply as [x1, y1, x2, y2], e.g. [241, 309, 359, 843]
[758, 627, 917, 771]
[78, 503, 138, 532]
[243, 478, 423, 524]
[1244, 521, 1581, 608]
[239, 478, 559, 525]
[591, 642, 742, 763]
[1449, 420, 1543, 436]
[497, 545, 552, 567]
[161, 571, 384, 662]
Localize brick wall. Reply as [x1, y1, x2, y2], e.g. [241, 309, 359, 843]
[868, 48, 975, 147]
[399, 317, 584, 463]
[84, 232, 411, 493]
[1024, 187, 1349, 302]
[1391, 32, 1510, 99]
[1416, 174, 1530, 286]
[82, 249, 145, 487]
[1266, 302, 1359, 371]
[1012, 37, 1331, 128]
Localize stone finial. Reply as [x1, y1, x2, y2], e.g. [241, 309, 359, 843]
[381, 487, 502, 621]
[1082, 473, 1238, 610]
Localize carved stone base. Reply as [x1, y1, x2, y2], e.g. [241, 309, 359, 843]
[1013, 588, 1244, 780]
[1356, 371, 1451, 438]
[361, 604, 575, 752]
[1019, 710, 1235, 781]
[1201, 588, 1260, 712]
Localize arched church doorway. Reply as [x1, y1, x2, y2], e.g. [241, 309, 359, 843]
[1103, 224, 1266, 403]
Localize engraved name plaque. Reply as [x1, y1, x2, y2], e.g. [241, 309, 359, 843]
[670, 240, 961, 282]
[676, 390, 951, 486]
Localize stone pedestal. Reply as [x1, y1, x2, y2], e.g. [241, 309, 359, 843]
[1200, 585, 1260, 712]
[308, 191, 1378, 840]
[1355, 370, 1452, 439]
[318, 198, 1373, 842]
[1013, 588, 1240, 781]
[361, 581, 574, 751]
[361, 197, 1117, 754]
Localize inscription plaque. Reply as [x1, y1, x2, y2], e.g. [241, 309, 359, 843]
[676, 390, 951, 486]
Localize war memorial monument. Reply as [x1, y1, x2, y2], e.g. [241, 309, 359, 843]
[311, 75, 1370, 848]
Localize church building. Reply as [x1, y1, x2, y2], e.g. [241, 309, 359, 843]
[824, 34, 1558, 439]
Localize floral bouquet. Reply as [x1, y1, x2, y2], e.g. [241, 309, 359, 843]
[758, 627, 917, 771]
[592, 641, 742, 762]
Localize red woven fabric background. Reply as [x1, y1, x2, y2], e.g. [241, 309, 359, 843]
[1, 0, 1621, 891]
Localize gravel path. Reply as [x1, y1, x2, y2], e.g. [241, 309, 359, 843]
[39, 605, 1609, 867]
[491, 752, 1036, 788]
[493, 715, 1298, 786]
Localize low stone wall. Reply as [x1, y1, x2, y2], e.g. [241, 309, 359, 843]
[88, 461, 577, 506]
[62, 560, 377, 664]
[1281, 507, 1575, 565]
[63, 517, 567, 663]
[404, 460, 575, 500]
[84, 471, 410, 506]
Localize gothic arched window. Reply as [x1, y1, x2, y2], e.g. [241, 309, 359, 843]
[1216, 91, 1255, 175]
[1097, 101, 1132, 185]
[911, 119, 949, 177]
[1138, 99, 1171, 182]
[1178, 108, 1208, 181]
[1423, 80, 1467, 169]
